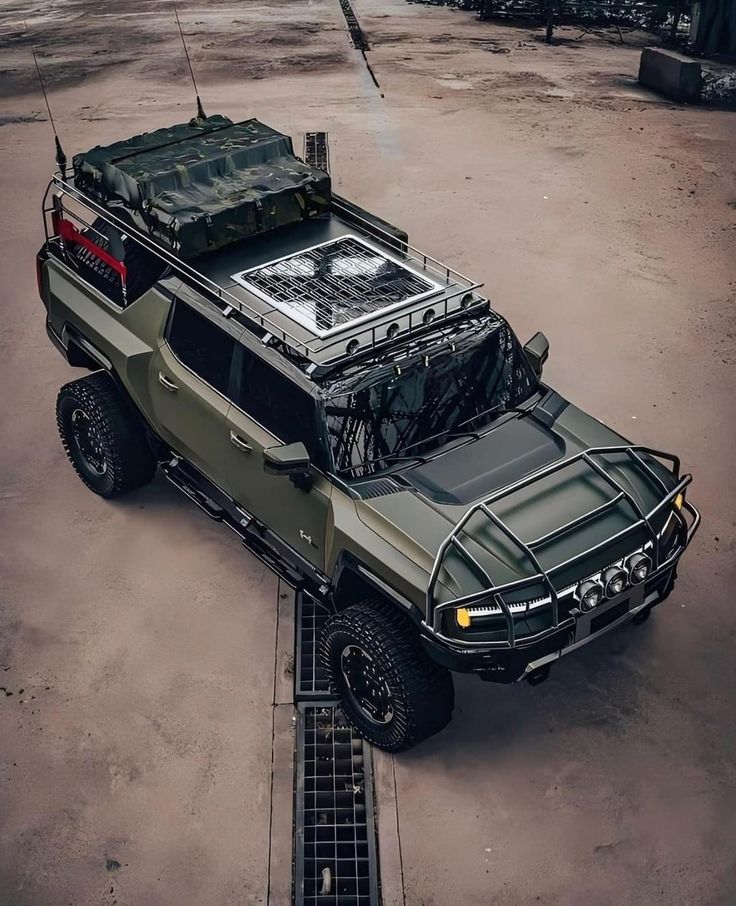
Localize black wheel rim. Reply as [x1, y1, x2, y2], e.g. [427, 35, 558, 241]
[70, 408, 107, 476]
[340, 644, 394, 726]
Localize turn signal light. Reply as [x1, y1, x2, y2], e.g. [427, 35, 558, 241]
[674, 492, 684, 511]
[456, 607, 471, 629]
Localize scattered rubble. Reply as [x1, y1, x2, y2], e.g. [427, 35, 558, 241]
[702, 70, 736, 105]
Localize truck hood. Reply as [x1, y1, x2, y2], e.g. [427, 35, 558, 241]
[355, 398, 678, 603]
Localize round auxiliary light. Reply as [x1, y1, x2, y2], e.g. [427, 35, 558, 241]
[423, 308, 436, 325]
[626, 552, 652, 584]
[577, 579, 604, 612]
[346, 339, 360, 356]
[386, 323, 400, 340]
[460, 293, 474, 310]
[602, 567, 627, 598]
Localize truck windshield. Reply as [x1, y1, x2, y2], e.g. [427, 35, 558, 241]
[323, 318, 539, 477]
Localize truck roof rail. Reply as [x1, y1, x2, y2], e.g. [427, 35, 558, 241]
[44, 173, 490, 373]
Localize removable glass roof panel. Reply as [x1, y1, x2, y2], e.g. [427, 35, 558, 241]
[230, 234, 443, 338]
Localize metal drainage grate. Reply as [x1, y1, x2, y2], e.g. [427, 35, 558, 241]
[338, 0, 370, 51]
[336, 0, 381, 91]
[304, 132, 330, 174]
[295, 704, 380, 905]
[296, 590, 334, 701]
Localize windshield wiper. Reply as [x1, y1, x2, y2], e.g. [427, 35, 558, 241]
[456, 403, 530, 432]
[379, 426, 474, 467]
[339, 447, 428, 477]
[338, 405, 533, 478]
[381, 452, 428, 468]
[366, 409, 530, 472]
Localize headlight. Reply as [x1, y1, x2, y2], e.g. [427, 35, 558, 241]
[577, 580, 604, 612]
[602, 567, 627, 598]
[626, 552, 652, 584]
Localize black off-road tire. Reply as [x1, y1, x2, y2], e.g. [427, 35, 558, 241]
[56, 371, 156, 498]
[319, 598, 454, 752]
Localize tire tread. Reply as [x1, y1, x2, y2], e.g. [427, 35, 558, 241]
[320, 598, 454, 752]
[56, 371, 156, 498]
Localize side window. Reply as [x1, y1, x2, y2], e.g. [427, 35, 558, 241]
[234, 347, 326, 468]
[167, 301, 235, 395]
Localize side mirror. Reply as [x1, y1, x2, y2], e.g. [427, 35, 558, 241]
[263, 442, 310, 476]
[524, 331, 549, 377]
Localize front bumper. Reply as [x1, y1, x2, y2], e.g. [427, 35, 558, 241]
[421, 499, 699, 682]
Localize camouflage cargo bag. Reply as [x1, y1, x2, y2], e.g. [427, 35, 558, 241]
[73, 116, 331, 259]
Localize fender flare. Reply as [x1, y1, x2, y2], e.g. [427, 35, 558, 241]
[59, 325, 167, 458]
[61, 323, 113, 371]
[331, 551, 425, 628]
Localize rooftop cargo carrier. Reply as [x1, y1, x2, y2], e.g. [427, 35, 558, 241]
[72, 115, 331, 259]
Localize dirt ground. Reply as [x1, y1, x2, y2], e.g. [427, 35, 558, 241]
[0, 1, 735, 904]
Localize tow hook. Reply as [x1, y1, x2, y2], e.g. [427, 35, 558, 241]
[526, 665, 551, 687]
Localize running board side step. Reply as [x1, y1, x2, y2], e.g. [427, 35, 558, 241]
[160, 458, 314, 589]
[161, 462, 226, 521]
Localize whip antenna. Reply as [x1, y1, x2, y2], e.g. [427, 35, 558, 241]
[32, 46, 67, 178]
[173, 1, 206, 120]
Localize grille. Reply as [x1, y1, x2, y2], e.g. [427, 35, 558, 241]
[232, 235, 439, 337]
[295, 704, 379, 905]
[296, 590, 334, 700]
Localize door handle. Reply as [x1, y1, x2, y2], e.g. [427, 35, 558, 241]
[158, 371, 179, 392]
[230, 430, 253, 453]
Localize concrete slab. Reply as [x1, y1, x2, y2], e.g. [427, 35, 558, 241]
[638, 47, 702, 102]
[274, 581, 297, 707]
[0, 4, 354, 903]
[268, 704, 296, 906]
[372, 751, 406, 906]
[0, 474, 279, 905]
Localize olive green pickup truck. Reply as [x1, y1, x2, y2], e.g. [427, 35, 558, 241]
[37, 115, 700, 750]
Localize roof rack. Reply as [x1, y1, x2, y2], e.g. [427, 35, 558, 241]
[43, 174, 488, 371]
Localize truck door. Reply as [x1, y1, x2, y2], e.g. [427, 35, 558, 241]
[223, 343, 332, 572]
[148, 295, 243, 487]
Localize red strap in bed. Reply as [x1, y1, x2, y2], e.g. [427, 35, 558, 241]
[57, 218, 127, 284]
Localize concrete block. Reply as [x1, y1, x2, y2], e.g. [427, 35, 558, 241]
[639, 47, 702, 102]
